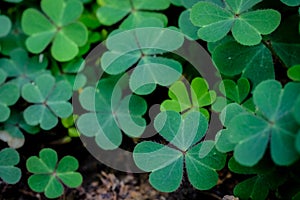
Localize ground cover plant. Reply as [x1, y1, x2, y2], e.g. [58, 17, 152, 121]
[0, 0, 300, 199]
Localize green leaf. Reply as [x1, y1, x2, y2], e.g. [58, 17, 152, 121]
[219, 78, 250, 104]
[186, 141, 226, 190]
[0, 15, 12, 38]
[226, 0, 262, 14]
[228, 80, 300, 166]
[0, 111, 38, 148]
[28, 174, 51, 192]
[41, 0, 83, 26]
[26, 148, 57, 173]
[44, 177, 64, 199]
[215, 129, 236, 153]
[288, 65, 300, 81]
[0, 69, 6, 85]
[296, 131, 300, 154]
[27, 148, 82, 199]
[190, 1, 281, 45]
[270, 15, 300, 68]
[178, 10, 198, 40]
[170, 0, 183, 6]
[102, 28, 184, 74]
[220, 103, 248, 127]
[212, 41, 274, 86]
[129, 57, 182, 95]
[21, 0, 88, 61]
[133, 111, 226, 192]
[77, 79, 147, 150]
[0, 83, 20, 122]
[0, 48, 49, 90]
[161, 77, 216, 117]
[280, 0, 300, 6]
[56, 156, 82, 188]
[229, 157, 286, 200]
[133, 142, 183, 192]
[154, 111, 208, 151]
[0, 148, 21, 184]
[191, 2, 233, 42]
[119, 12, 167, 29]
[96, 0, 170, 29]
[294, 96, 300, 124]
[3, 0, 23, 2]
[22, 74, 72, 130]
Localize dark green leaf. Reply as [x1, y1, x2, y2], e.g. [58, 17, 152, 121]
[212, 41, 274, 86]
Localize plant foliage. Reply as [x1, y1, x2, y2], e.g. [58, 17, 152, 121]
[26, 148, 82, 199]
[0, 0, 299, 199]
[190, 0, 281, 46]
[133, 111, 226, 192]
[21, 0, 88, 61]
[0, 148, 21, 184]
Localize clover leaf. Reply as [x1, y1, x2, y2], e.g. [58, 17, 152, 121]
[101, 28, 184, 95]
[0, 73, 20, 122]
[52, 58, 87, 91]
[0, 48, 49, 91]
[26, 148, 82, 199]
[96, 0, 170, 29]
[0, 148, 21, 184]
[3, 0, 22, 2]
[0, 18, 26, 56]
[0, 15, 12, 38]
[190, 1, 281, 46]
[215, 103, 249, 153]
[22, 74, 73, 130]
[269, 15, 300, 68]
[61, 115, 79, 138]
[294, 95, 300, 124]
[21, 0, 88, 61]
[219, 78, 250, 104]
[280, 0, 300, 6]
[160, 77, 216, 118]
[77, 78, 147, 150]
[212, 39, 274, 86]
[0, 111, 39, 148]
[178, 10, 198, 40]
[229, 157, 286, 200]
[227, 80, 300, 166]
[288, 65, 300, 81]
[133, 111, 226, 192]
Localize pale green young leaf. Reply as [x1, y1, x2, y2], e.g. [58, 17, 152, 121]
[288, 65, 300, 81]
[161, 77, 216, 116]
